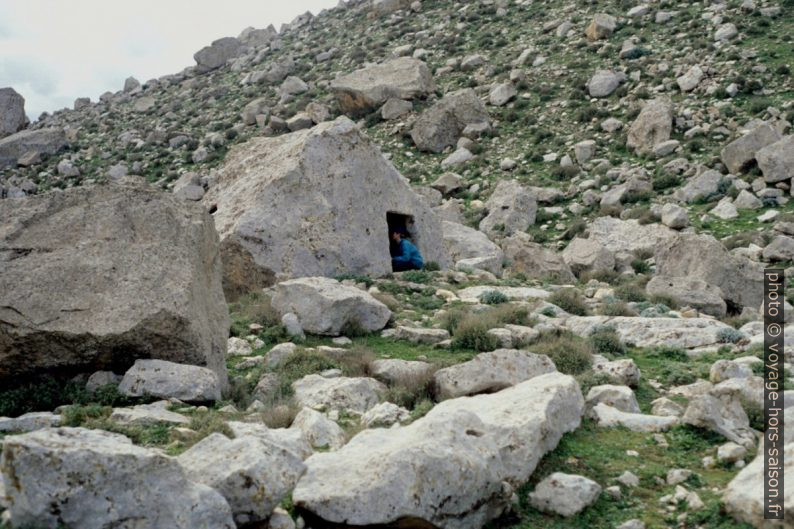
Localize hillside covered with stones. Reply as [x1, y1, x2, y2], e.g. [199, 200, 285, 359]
[1, 0, 793, 528]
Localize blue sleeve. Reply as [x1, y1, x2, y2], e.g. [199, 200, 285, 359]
[392, 240, 410, 263]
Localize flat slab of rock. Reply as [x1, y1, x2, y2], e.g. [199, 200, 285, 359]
[0, 185, 229, 386]
[394, 325, 450, 344]
[0, 427, 234, 529]
[292, 374, 386, 413]
[119, 359, 222, 402]
[591, 403, 679, 432]
[271, 277, 391, 336]
[528, 472, 602, 516]
[178, 433, 306, 524]
[564, 316, 736, 349]
[293, 373, 583, 528]
[433, 349, 556, 400]
[369, 358, 434, 386]
[109, 401, 190, 426]
[0, 412, 61, 433]
[330, 57, 435, 115]
[457, 285, 549, 302]
[203, 117, 448, 298]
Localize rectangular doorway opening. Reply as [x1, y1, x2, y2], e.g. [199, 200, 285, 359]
[387, 211, 416, 258]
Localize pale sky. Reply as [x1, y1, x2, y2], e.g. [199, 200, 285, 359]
[0, 0, 339, 120]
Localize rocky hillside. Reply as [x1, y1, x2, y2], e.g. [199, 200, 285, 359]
[1, 0, 793, 528]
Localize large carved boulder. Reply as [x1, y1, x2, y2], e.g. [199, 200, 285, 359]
[203, 117, 448, 299]
[0, 184, 229, 385]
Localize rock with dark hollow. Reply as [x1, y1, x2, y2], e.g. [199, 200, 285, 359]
[203, 117, 448, 299]
[0, 185, 229, 386]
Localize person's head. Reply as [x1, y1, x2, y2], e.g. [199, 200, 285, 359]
[391, 230, 403, 242]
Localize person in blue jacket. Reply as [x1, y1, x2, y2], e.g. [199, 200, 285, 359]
[391, 229, 424, 272]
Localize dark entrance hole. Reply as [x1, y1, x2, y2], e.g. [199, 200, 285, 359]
[387, 211, 415, 259]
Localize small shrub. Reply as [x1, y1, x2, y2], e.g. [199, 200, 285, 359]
[717, 327, 746, 344]
[480, 290, 509, 305]
[615, 283, 647, 302]
[548, 288, 589, 316]
[600, 298, 635, 317]
[439, 306, 470, 333]
[452, 317, 499, 351]
[424, 261, 441, 272]
[401, 269, 432, 284]
[589, 325, 626, 356]
[531, 330, 593, 375]
[648, 294, 679, 310]
[576, 371, 614, 395]
[631, 259, 651, 274]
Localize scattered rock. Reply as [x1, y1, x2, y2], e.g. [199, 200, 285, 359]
[0, 427, 234, 529]
[0, 185, 229, 385]
[433, 349, 556, 400]
[528, 473, 601, 517]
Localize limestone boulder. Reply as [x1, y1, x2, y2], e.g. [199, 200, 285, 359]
[757, 136, 794, 184]
[673, 169, 723, 203]
[442, 220, 503, 274]
[565, 316, 735, 350]
[479, 180, 538, 238]
[582, 216, 676, 256]
[591, 403, 679, 432]
[626, 98, 673, 155]
[585, 14, 617, 41]
[411, 89, 490, 152]
[178, 433, 305, 525]
[562, 238, 615, 276]
[528, 473, 602, 516]
[585, 384, 640, 416]
[682, 394, 755, 448]
[720, 123, 781, 174]
[271, 277, 391, 336]
[226, 421, 313, 460]
[0, 185, 229, 385]
[0, 87, 26, 138]
[118, 359, 222, 402]
[655, 232, 765, 311]
[0, 128, 66, 169]
[293, 373, 583, 528]
[501, 232, 576, 283]
[645, 276, 727, 317]
[194, 37, 245, 73]
[588, 70, 625, 98]
[369, 358, 434, 386]
[292, 374, 386, 413]
[291, 407, 347, 450]
[0, 427, 234, 529]
[433, 349, 556, 400]
[203, 117, 448, 298]
[330, 57, 435, 115]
